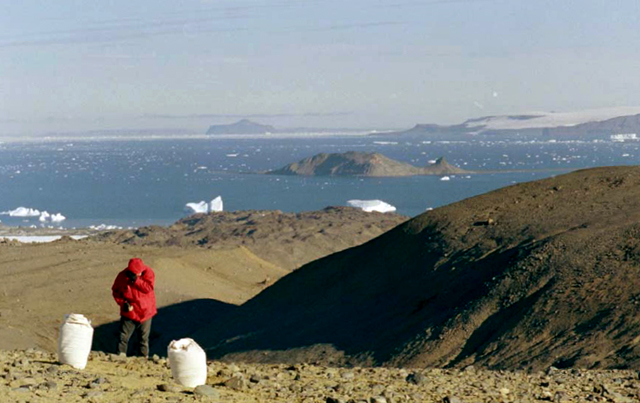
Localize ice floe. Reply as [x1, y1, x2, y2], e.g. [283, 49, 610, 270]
[209, 196, 223, 212]
[89, 224, 123, 231]
[347, 199, 396, 213]
[185, 201, 208, 214]
[440, 176, 451, 181]
[185, 196, 224, 214]
[39, 211, 50, 222]
[1, 207, 41, 217]
[51, 213, 66, 222]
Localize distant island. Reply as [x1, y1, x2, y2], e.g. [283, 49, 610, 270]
[205, 119, 369, 135]
[266, 151, 470, 177]
[206, 119, 276, 135]
[376, 107, 640, 141]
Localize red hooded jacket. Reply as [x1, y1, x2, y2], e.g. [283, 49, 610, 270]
[112, 258, 157, 323]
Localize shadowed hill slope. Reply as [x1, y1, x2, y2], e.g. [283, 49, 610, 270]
[193, 166, 640, 370]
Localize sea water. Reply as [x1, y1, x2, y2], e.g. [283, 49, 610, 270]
[0, 136, 638, 229]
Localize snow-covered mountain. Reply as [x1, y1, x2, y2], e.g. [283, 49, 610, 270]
[384, 107, 640, 140]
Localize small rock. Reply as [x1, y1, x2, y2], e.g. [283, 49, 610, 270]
[194, 385, 219, 398]
[406, 372, 427, 385]
[45, 365, 59, 374]
[341, 371, 355, 379]
[225, 375, 246, 390]
[12, 387, 30, 393]
[110, 353, 128, 363]
[609, 391, 633, 403]
[157, 383, 181, 393]
[443, 397, 463, 403]
[370, 397, 387, 403]
[553, 391, 568, 402]
[594, 383, 609, 395]
[250, 374, 262, 383]
[546, 366, 559, 375]
[83, 391, 104, 398]
[43, 380, 58, 390]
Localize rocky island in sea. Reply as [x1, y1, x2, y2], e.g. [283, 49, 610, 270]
[267, 151, 469, 177]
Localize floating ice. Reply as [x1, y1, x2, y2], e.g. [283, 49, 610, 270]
[209, 196, 223, 212]
[347, 199, 396, 213]
[39, 211, 50, 222]
[89, 224, 123, 230]
[611, 133, 637, 142]
[440, 176, 451, 181]
[185, 201, 208, 214]
[373, 141, 398, 145]
[185, 196, 224, 214]
[1, 207, 41, 217]
[51, 213, 66, 222]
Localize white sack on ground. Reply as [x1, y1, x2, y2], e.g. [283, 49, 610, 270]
[58, 313, 93, 370]
[168, 338, 207, 387]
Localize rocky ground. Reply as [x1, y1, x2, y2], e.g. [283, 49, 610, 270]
[2, 349, 640, 403]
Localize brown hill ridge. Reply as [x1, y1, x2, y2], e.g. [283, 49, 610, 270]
[193, 165, 640, 371]
[95, 207, 407, 271]
[267, 152, 469, 176]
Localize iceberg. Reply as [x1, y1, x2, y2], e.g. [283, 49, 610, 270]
[440, 176, 451, 181]
[89, 224, 123, 230]
[51, 213, 66, 222]
[1, 207, 41, 217]
[39, 211, 51, 222]
[209, 196, 223, 212]
[347, 199, 396, 213]
[185, 196, 224, 214]
[185, 201, 208, 214]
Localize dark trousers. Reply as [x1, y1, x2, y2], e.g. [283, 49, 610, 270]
[117, 317, 152, 357]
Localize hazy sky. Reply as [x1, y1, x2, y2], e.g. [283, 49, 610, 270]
[2, 0, 640, 134]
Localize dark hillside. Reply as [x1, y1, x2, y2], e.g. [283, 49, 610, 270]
[193, 166, 640, 370]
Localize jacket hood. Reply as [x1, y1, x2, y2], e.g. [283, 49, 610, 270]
[127, 258, 146, 274]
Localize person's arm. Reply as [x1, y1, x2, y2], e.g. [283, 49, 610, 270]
[112, 274, 127, 306]
[131, 269, 155, 294]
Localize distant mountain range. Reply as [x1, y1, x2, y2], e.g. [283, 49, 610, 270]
[267, 151, 469, 177]
[378, 107, 640, 140]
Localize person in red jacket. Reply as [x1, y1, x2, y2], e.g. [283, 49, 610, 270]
[111, 258, 157, 357]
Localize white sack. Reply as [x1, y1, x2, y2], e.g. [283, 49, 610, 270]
[168, 338, 207, 387]
[58, 313, 93, 370]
